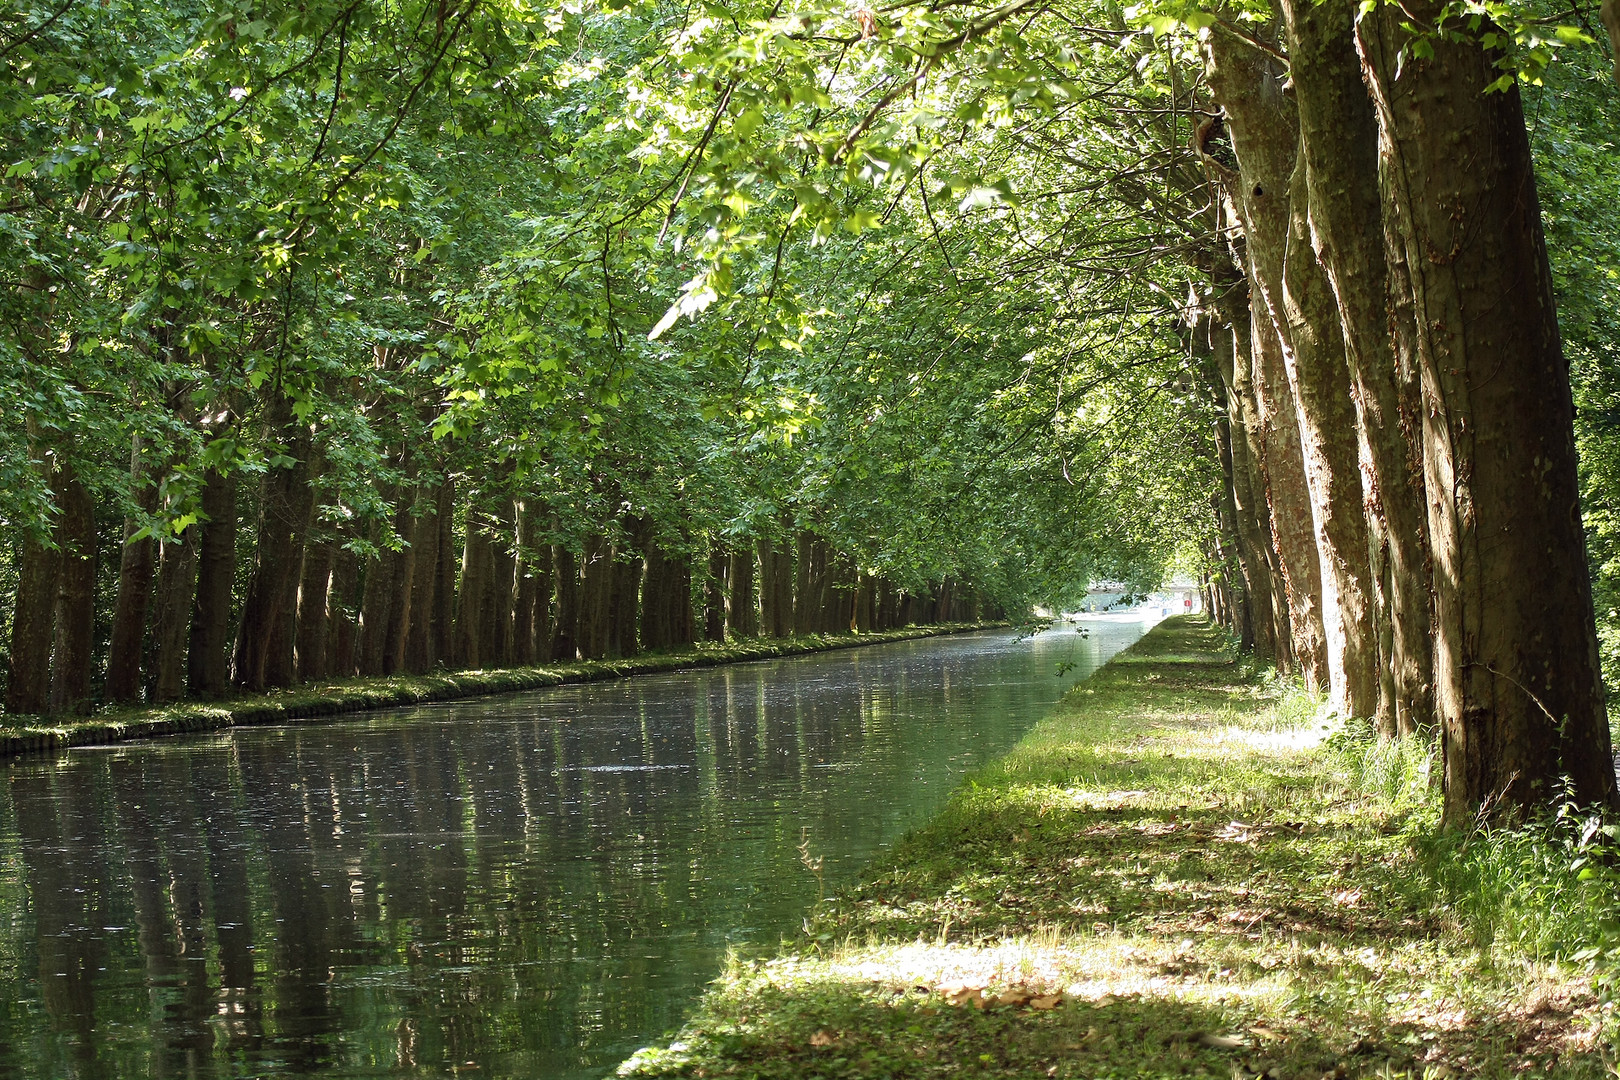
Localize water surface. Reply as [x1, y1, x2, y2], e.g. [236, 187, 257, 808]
[0, 617, 1153, 1079]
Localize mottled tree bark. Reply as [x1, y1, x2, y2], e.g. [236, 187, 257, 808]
[1361, 3, 1616, 821]
[1204, 26, 1330, 695]
[455, 510, 492, 668]
[756, 536, 792, 637]
[1280, 0, 1432, 736]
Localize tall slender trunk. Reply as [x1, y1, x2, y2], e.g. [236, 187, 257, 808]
[295, 534, 336, 682]
[1204, 26, 1329, 693]
[107, 433, 159, 702]
[511, 503, 538, 666]
[454, 510, 488, 668]
[530, 542, 554, 660]
[578, 533, 614, 660]
[48, 469, 97, 715]
[6, 517, 61, 715]
[756, 537, 789, 637]
[357, 503, 401, 677]
[148, 528, 198, 703]
[232, 397, 315, 691]
[1280, 153, 1379, 719]
[432, 481, 457, 667]
[404, 485, 443, 673]
[382, 493, 418, 675]
[327, 543, 360, 677]
[792, 532, 815, 634]
[550, 546, 580, 661]
[1282, 0, 1431, 736]
[704, 548, 728, 642]
[608, 540, 641, 658]
[187, 468, 237, 699]
[1361, 4, 1616, 820]
[484, 500, 516, 668]
[727, 546, 758, 637]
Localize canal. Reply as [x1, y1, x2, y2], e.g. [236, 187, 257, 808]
[0, 617, 1154, 1078]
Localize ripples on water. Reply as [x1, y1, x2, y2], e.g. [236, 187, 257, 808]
[0, 618, 1153, 1079]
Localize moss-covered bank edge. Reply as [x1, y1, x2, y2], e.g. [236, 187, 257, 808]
[0, 622, 1004, 758]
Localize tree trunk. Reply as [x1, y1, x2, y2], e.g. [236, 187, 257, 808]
[550, 546, 580, 660]
[357, 507, 401, 677]
[382, 494, 418, 675]
[106, 434, 159, 703]
[455, 510, 492, 668]
[6, 524, 61, 715]
[47, 468, 97, 715]
[511, 503, 538, 666]
[295, 535, 336, 682]
[148, 529, 198, 704]
[704, 548, 728, 642]
[187, 468, 237, 699]
[727, 546, 758, 637]
[232, 398, 315, 691]
[1204, 26, 1329, 694]
[578, 533, 614, 660]
[404, 485, 443, 673]
[484, 500, 516, 668]
[1361, 4, 1617, 821]
[608, 541, 640, 658]
[432, 481, 457, 667]
[756, 536, 790, 637]
[327, 543, 360, 677]
[1280, 0, 1432, 736]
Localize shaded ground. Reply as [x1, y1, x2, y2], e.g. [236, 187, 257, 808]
[618, 617, 1613, 1079]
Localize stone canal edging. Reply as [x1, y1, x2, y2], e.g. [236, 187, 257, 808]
[0, 623, 1007, 759]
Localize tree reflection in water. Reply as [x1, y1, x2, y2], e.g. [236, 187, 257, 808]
[0, 621, 1151, 1079]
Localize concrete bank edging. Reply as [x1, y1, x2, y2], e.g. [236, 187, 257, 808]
[0, 623, 1008, 759]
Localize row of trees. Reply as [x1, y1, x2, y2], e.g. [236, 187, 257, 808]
[1185, 0, 1617, 825]
[6, 0, 1617, 825]
[0, 0, 1129, 720]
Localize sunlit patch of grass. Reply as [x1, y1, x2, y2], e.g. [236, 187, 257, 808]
[619, 617, 1616, 1080]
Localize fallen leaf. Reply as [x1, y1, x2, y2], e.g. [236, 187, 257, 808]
[996, 988, 1033, 1007]
[1198, 1032, 1247, 1050]
[809, 1031, 834, 1047]
[1030, 994, 1064, 1010]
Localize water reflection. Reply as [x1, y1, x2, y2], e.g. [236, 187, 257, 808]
[0, 618, 1152, 1079]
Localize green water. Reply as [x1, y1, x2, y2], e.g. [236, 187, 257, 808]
[0, 618, 1152, 1079]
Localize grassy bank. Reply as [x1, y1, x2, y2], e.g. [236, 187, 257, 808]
[0, 622, 999, 758]
[620, 616, 1619, 1080]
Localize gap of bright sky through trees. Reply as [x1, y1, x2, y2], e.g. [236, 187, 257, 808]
[6, 0, 1620, 917]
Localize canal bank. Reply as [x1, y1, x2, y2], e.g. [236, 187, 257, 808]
[0, 622, 1001, 758]
[619, 617, 1613, 1080]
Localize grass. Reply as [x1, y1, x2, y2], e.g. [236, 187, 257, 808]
[0, 622, 998, 758]
[618, 616, 1620, 1080]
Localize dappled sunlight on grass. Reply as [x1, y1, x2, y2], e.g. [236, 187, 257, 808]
[620, 618, 1616, 1080]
